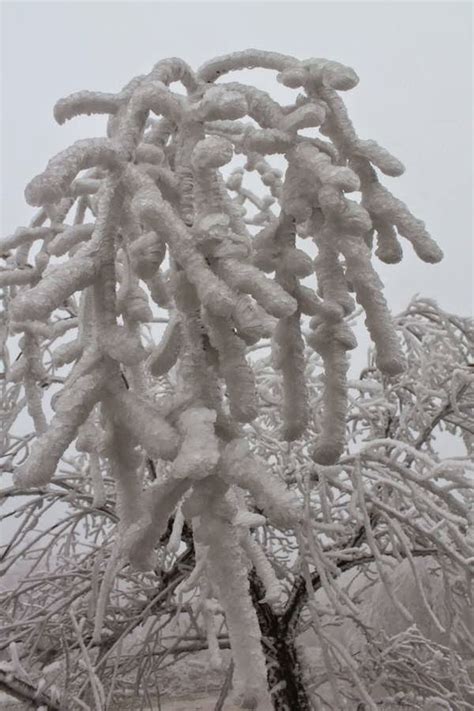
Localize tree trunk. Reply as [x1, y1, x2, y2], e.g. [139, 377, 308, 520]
[249, 570, 311, 710]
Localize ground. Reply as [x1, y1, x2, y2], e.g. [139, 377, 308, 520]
[0, 693, 239, 710]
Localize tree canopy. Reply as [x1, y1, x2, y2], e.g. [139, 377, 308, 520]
[0, 51, 472, 710]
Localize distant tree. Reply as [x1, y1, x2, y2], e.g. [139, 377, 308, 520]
[1, 51, 472, 710]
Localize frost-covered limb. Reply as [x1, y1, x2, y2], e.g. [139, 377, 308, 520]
[216, 257, 297, 318]
[48, 224, 94, 257]
[196, 508, 273, 709]
[203, 309, 258, 422]
[10, 248, 99, 322]
[14, 368, 106, 486]
[76, 417, 108, 508]
[148, 56, 199, 91]
[98, 412, 143, 531]
[124, 475, 190, 570]
[308, 325, 352, 464]
[273, 313, 308, 441]
[191, 85, 249, 124]
[354, 157, 444, 264]
[118, 282, 153, 324]
[21, 333, 48, 434]
[351, 459, 414, 624]
[306, 222, 356, 462]
[270, 212, 313, 441]
[242, 535, 284, 607]
[92, 540, 122, 645]
[371, 214, 403, 264]
[313, 81, 442, 265]
[338, 233, 405, 375]
[277, 56, 359, 92]
[11, 178, 124, 323]
[198, 49, 298, 83]
[282, 143, 359, 223]
[24, 138, 124, 206]
[191, 134, 249, 242]
[0, 668, 62, 711]
[54, 90, 124, 125]
[219, 439, 302, 528]
[103, 387, 179, 461]
[128, 229, 166, 280]
[70, 607, 106, 710]
[0, 264, 41, 287]
[88, 452, 106, 510]
[167, 506, 185, 554]
[147, 269, 171, 308]
[128, 171, 236, 316]
[351, 138, 405, 177]
[171, 279, 225, 420]
[171, 407, 220, 479]
[0, 225, 54, 253]
[147, 312, 182, 376]
[200, 591, 223, 671]
[312, 229, 354, 319]
[116, 81, 185, 157]
[239, 126, 294, 155]
[232, 295, 276, 345]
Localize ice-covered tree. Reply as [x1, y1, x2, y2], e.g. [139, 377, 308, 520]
[1, 51, 472, 710]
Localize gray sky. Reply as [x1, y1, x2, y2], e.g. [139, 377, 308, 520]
[1, 0, 472, 317]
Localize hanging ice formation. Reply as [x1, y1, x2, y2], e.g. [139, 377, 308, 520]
[1, 50, 442, 708]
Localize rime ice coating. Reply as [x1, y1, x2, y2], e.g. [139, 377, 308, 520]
[147, 313, 182, 376]
[4, 50, 442, 707]
[14, 370, 106, 486]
